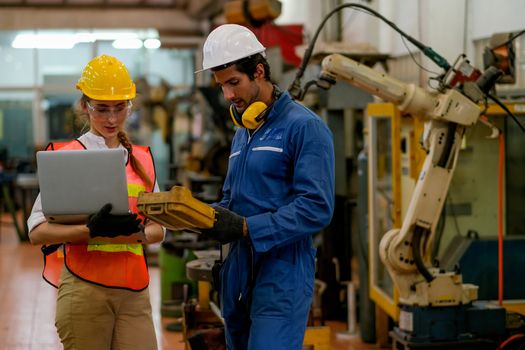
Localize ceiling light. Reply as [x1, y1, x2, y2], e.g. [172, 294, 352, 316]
[144, 38, 161, 49]
[12, 33, 76, 49]
[112, 38, 144, 49]
[89, 31, 139, 41]
[11, 30, 159, 50]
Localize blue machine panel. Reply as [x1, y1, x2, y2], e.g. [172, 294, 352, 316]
[440, 236, 525, 300]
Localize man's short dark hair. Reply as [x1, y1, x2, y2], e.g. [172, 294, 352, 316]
[212, 53, 271, 81]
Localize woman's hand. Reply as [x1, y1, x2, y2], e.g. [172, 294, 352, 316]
[87, 203, 143, 238]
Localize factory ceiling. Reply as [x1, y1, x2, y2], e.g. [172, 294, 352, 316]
[0, 0, 228, 39]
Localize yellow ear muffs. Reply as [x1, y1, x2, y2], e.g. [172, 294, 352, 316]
[229, 104, 244, 128]
[242, 101, 268, 129]
[229, 101, 269, 129]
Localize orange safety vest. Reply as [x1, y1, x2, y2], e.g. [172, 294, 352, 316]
[41, 139, 156, 291]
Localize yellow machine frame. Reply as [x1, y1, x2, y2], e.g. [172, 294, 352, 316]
[367, 102, 425, 321]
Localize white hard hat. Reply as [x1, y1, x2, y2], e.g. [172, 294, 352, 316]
[196, 24, 266, 73]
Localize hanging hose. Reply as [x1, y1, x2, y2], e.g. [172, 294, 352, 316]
[498, 333, 525, 349]
[412, 225, 434, 283]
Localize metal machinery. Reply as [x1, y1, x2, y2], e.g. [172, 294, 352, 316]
[324, 53, 525, 350]
[286, 3, 525, 349]
[318, 52, 512, 349]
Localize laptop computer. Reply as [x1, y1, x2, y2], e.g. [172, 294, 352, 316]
[36, 148, 130, 224]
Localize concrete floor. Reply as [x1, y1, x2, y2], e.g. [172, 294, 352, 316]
[0, 212, 376, 350]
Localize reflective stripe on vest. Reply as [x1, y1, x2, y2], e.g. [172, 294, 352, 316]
[128, 183, 146, 198]
[41, 140, 156, 291]
[87, 242, 144, 255]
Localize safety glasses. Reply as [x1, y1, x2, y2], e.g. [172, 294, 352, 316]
[86, 100, 132, 118]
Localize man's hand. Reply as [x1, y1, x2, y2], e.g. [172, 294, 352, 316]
[201, 205, 246, 244]
[87, 203, 143, 238]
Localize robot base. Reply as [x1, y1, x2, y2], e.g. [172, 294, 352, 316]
[390, 330, 495, 350]
[390, 301, 505, 350]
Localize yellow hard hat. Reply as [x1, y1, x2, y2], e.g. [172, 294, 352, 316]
[76, 55, 136, 100]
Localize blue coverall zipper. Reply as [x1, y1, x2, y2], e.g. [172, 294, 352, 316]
[235, 127, 260, 303]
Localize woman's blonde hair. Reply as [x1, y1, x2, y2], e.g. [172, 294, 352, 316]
[117, 130, 153, 189]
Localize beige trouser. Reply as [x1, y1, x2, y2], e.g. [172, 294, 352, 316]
[55, 267, 158, 350]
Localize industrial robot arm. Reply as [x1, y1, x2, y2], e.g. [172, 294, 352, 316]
[319, 53, 499, 306]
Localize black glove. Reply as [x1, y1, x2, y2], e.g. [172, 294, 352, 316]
[201, 205, 245, 244]
[87, 203, 143, 238]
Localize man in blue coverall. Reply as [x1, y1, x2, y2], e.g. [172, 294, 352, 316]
[197, 24, 335, 350]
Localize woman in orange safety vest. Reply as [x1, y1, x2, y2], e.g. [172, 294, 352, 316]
[27, 55, 165, 350]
